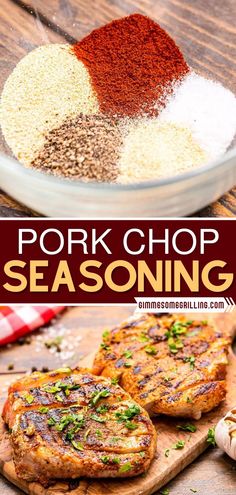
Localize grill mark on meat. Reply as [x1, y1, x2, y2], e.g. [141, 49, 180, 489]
[140, 392, 149, 399]
[138, 377, 151, 388]
[182, 340, 209, 355]
[199, 360, 210, 368]
[121, 317, 147, 329]
[20, 406, 153, 454]
[137, 368, 164, 388]
[147, 325, 167, 341]
[194, 381, 218, 397]
[166, 392, 182, 403]
[133, 365, 142, 375]
[80, 376, 94, 384]
[105, 353, 117, 360]
[115, 358, 125, 368]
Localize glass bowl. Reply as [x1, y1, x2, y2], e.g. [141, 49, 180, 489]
[0, 0, 235, 217]
[0, 150, 235, 217]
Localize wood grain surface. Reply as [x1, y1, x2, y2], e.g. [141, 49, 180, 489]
[0, 308, 236, 495]
[0, 0, 235, 217]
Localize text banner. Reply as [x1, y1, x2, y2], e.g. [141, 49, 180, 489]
[0, 218, 235, 305]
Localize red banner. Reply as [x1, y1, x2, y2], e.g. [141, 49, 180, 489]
[0, 219, 235, 304]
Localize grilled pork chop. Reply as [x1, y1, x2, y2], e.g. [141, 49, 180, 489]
[2, 367, 156, 485]
[93, 314, 230, 419]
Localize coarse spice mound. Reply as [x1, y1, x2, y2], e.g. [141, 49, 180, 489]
[31, 114, 123, 182]
[73, 13, 189, 117]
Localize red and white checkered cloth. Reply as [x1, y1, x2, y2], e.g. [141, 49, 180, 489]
[0, 306, 64, 346]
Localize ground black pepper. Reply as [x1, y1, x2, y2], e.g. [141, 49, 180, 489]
[31, 113, 122, 182]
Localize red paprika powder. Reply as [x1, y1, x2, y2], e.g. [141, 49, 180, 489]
[73, 13, 189, 117]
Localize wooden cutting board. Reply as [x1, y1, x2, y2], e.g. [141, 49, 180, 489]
[0, 313, 236, 495]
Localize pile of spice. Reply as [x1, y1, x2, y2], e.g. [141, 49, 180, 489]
[31, 113, 122, 181]
[73, 13, 189, 117]
[1, 13, 236, 183]
[118, 121, 207, 182]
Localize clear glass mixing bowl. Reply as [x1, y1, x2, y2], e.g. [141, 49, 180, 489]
[0, 0, 235, 217]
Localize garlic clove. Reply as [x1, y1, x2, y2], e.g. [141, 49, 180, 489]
[215, 407, 236, 460]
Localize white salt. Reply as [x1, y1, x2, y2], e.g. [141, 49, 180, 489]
[160, 72, 236, 160]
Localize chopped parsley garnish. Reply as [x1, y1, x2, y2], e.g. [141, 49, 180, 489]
[101, 456, 110, 464]
[56, 381, 80, 391]
[90, 414, 106, 423]
[165, 321, 189, 354]
[47, 417, 56, 426]
[186, 396, 192, 403]
[84, 428, 91, 440]
[167, 341, 178, 354]
[177, 423, 197, 433]
[43, 385, 61, 394]
[24, 394, 34, 404]
[119, 462, 132, 473]
[95, 429, 103, 437]
[207, 427, 216, 447]
[102, 329, 110, 339]
[90, 388, 111, 406]
[39, 406, 49, 414]
[139, 451, 145, 458]
[112, 457, 120, 464]
[96, 404, 109, 414]
[58, 381, 80, 392]
[124, 362, 132, 367]
[144, 345, 157, 355]
[65, 429, 75, 441]
[111, 377, 119, 385]
[172, 440, 185, 449]
[184, 356, 196, 370]
[56, 413, 84, 432]
[164, 376, 171, 382]
[100, 343, 111, 350]
[55, 394, 63, 402]
[54, 413, 85, 445]
[123, 350, 133, 359]
[168, 337, 184, 354]
[116, 404, 140, 429]
[125, 420, 138, 430]
[71, 440, 84, 451]
[116, 404, 140, 423]
[138, 332, 150, 343]
[166, 321, 187, 338]
[160, 489, 169, 495]
[164, 449, 170, 457]
[43, 381, 80, 396]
